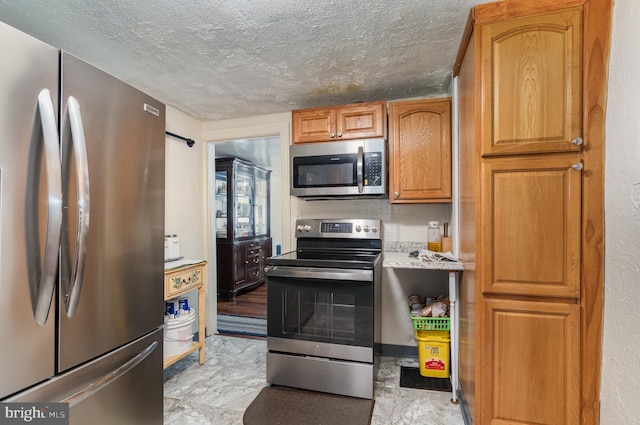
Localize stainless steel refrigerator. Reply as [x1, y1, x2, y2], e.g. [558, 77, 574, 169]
[0, 21, 165, 424]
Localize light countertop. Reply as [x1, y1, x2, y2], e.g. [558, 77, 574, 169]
[164, 258, 207, 271]
[383, 242, 463, 271]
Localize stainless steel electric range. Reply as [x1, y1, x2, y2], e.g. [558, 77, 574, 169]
[265, 218, 382, 399]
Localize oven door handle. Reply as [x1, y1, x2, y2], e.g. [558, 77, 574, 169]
[264, 266, 373, 282]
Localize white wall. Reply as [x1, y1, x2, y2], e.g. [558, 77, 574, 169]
[165, 106, 207, 258]
[164, 106, 209, 332]
[601, 0, 640, 422]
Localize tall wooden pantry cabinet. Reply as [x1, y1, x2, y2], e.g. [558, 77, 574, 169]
[215, 158, 272, 301]
[455, 0, 612, 424]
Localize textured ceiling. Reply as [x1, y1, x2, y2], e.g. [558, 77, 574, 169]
[0, 0, 484, 122]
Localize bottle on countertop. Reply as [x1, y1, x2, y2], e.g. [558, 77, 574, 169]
[427, 221, 442, 252]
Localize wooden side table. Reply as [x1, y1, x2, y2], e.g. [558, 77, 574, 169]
[163, 260, 206, 369]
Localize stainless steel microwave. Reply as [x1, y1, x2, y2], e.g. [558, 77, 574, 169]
[290, 139, 387, 198]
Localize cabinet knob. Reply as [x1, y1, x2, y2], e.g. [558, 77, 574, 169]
[330, 132, 336, 138]
[394, 191, 400, 197]
[337, 132, 342, 137]
[571, 137, 584, 146]
[571, 162, 584, 171]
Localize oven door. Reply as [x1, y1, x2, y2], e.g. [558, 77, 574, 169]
[290, 139, 386, 197]
[266, 266, 374, 362]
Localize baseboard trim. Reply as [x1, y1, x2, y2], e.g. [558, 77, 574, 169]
[375, 343, 418, 358]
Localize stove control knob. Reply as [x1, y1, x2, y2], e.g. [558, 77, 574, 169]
[372, 226, 378, 233]
[297, 225, 304, 232]
[355, 225, 362, 232]
[304, 225, 311, 232]
[363, 225, 370, 232]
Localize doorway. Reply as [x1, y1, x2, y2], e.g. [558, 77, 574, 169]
[210, 136, 281, 336]
[203, 116, 292, 339]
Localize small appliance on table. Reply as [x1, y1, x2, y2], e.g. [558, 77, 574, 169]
[265, 218, 382, 399]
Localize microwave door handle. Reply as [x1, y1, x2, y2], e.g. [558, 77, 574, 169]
[357, 146, 364, 193]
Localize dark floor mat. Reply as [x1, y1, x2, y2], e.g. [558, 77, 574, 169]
[244, 386, 374, 425]
[399, 366, 453, 392]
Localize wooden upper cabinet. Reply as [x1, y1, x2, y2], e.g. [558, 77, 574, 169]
[291, 101, 386, 144]
[481, 298, 580, 425]
[337, 102, 386, 140]
[388, 98, 452, 203]
[291, 108, 333, 143]
[480, 153, 582, 298]
[481, 8, 583, 156]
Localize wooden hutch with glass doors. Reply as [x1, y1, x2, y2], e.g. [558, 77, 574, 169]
[214, 158, 271, 301]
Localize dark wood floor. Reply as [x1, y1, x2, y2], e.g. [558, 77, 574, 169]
[217, 282, 267, 319]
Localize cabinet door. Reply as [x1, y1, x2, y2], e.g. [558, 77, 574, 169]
[480, 9, 583, 156]
[292, 108, 335, 143]
[214, 169, 229, 239]
[389, 98, 452, 203]
[336, 101, 386, 140]
[292, 101, 387, 144]
[234, 168, 254, 239]
[254, 170, 270, 237]
[234, 242, 248, 285]
[481, 298, 580, 425]
[480, 154, 581, 298]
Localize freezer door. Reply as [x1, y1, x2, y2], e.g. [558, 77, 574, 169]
[0, 22, 59, 399]
[59, 52, 166, 371]
[6, 328, 163, 425]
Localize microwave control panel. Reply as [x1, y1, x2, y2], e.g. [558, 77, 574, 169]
[364, 152, 383, 186]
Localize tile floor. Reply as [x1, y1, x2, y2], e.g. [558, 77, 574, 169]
[163, 334, 465, 425]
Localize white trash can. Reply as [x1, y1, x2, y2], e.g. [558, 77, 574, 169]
[164, 308, 196, 358]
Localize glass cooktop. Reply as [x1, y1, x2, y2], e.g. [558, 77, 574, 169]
[266, 249, 381, 269]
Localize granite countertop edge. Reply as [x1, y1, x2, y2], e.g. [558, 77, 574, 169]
[383, 242, 464, 271]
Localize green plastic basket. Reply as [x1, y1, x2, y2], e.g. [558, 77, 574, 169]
[410, 310, 450, 331]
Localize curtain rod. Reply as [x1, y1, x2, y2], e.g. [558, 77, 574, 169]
[166, 131, 195, 148]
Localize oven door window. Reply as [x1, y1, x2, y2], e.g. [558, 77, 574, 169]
[267, 277, 373, 348]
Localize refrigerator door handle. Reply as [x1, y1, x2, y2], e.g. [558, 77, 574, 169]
[26, 89, 62, 326]
[61, 340, 158, 407]
[61, 96, 90, 317]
